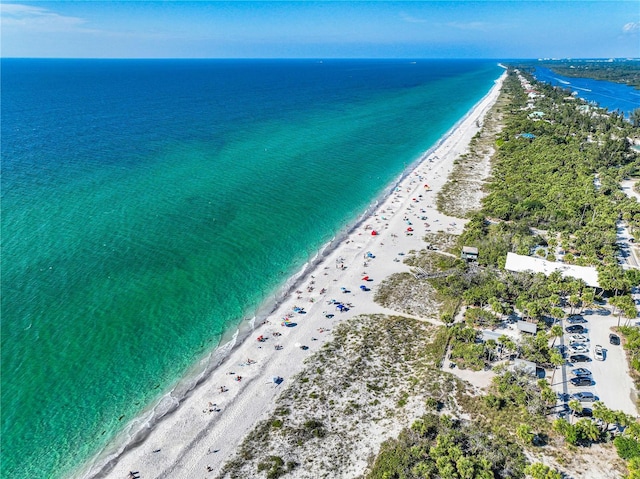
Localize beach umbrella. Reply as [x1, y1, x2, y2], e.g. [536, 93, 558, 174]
[407, 227, 413, 232]
[371, 230, 378, 236]
[362, 276, 369, 281]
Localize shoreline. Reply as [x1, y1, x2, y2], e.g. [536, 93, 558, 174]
[79, 70, 507, 479]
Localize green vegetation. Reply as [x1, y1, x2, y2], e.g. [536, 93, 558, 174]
[525, 462, 562, 479]
[367, 413, 527, 479]
[461, 71, 640, 262]
[620, 327, 640, 373]
[370, 67, 639, 478]
[437, 87, 510, 218]
[220, 66, 640, 479]
[256, 456, 297, 479]
[218, 315, 458, 479]
[458, 369, 552, 436]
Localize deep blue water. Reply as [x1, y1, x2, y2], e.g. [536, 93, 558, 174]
[534, 66, 640, 117]
[1, 59, 501, 478]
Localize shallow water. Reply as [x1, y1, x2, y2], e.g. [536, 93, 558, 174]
[1, 59, 501, 478]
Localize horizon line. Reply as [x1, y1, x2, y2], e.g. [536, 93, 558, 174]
[2, 57, 639, 61]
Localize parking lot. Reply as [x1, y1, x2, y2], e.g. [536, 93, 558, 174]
[555, 308, 637, 416]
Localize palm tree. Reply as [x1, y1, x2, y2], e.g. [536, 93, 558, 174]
[549, 350, 565, 384]
[576, 418, 600, 442]
[541, 383, 557, 407]
[580, 289, 596, 313]
[549, 325, 564, 348]
[485, 339, 498, 362]
[550, 307, 565, 323]
[568, 294, 580, 315]
[592, 401, 617, 434]
[611, 294, 638, 327]
[516, 423, 535, 444]
[568, 399, 582, 424]
[498, 335, 517, 360]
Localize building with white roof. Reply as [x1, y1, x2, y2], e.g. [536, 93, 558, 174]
[504, 252, 600, 288]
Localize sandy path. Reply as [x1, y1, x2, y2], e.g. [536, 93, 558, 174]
[84, 71, 506, 479]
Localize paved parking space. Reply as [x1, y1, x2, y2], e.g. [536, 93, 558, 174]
[557, 309, 638, 416]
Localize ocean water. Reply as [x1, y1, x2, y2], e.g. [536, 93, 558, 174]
[1, 59, 501, 478]
[534, 66, 640, 117]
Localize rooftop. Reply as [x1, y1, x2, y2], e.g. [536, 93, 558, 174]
[504, 252, 600, 288]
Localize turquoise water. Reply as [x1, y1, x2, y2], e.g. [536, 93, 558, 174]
[1, 59, 501, 478]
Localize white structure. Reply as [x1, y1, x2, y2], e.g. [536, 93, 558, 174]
[517, 320, 538, 334]
[504, 252, 600, 288]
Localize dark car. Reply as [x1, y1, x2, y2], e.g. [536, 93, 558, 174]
[569, 354, 591, 363]
[610, 334, 621, 346]
[566, 325, 587, 334]
[574, 407, 593, 417]
[570, 377, 593, 386]
[571, 391, 596, 402]
[567, 315, 587, 324]
[571, 368, 592, 377]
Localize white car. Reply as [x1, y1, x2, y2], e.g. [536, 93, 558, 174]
[594, 344, 605, 361]
[570, 343, 589, 353]
[568, 334, 589, 343]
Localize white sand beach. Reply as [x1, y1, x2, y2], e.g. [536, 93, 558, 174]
[93, 71, 506, 479]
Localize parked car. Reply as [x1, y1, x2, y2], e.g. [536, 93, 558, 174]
[567, 315, 587, 324]
[574, 407, 593, 417]
[569, 343, 589, 353]
[594, 344, 605, 361]
[571, 391, 596, 402]
[566, 325, 587, 333]
[568, 334, 589, 343]
[569, 354, 591, 363]
[570, 377, 593, 386]
[571, 368, 592, 377]
[610, 334, 621, 346]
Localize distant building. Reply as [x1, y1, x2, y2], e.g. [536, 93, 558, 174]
[517, 320, 538, 334]
[504, 252, 600, 288]
[481, 330, 503, 343]
[461, 246, 479, 261]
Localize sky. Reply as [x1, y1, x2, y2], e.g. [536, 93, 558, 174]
[1, 1, 638, 59]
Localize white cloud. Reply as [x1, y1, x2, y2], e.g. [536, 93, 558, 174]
[622, 21, 640, 33]
[1, 3, 89, 32]
[399, 11, 427, 24]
